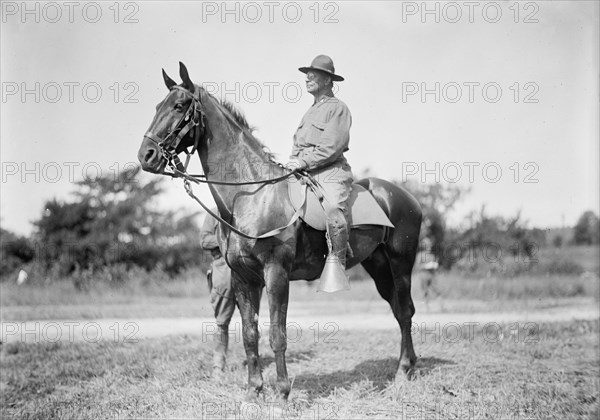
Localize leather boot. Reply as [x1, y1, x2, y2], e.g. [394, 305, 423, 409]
[329, 223, 349, 269]
[318, 223, 351, 293]
[318, 209, 352, 293]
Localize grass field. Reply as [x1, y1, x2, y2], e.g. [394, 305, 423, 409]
[1, 319, 598, 419]
[1, 245, 598, 418]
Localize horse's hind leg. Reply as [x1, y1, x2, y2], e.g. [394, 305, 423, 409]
[233, 272, 264, 400]
[361, 245, 417, 380]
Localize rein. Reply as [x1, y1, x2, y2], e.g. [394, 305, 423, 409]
[147, 85, 309, 239]
[183, 177, 308, 240]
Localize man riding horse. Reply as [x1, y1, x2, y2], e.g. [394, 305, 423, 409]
[285, 55, 353, 280]
[137, 60, 422, 401]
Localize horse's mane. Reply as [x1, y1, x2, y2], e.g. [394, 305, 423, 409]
[218, 99, 252, 131]
[203, 88, 280, 165]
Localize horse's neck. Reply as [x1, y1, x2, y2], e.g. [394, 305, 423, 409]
[199, 95, 284, 215]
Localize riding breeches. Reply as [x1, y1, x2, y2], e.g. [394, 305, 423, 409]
[209, 256, 235, 326]
[308, 162, 353, 263]
[308, 161, 353, 224]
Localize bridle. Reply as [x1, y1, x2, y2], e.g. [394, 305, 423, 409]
[144, 85, 206, 176]
[143, 84, 311, 239]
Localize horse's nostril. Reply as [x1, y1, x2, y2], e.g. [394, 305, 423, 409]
[145, 149, 155, 163]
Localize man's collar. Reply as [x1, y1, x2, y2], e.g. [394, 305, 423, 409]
[312, 89, 334, 104]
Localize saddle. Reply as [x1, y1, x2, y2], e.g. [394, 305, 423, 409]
[287, 176, 394, 231]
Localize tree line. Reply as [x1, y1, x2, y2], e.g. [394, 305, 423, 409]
[1, 166, 598, 282]
[1, 166, 207, 283]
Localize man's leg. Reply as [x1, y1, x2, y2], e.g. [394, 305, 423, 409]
[326, 207, 351, 269]
[323, 172, 353, 269]
[213, 323, 229, 373]
[209, 258, 235, 375]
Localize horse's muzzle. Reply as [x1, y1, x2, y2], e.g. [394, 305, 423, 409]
[138, 136, 166, 173]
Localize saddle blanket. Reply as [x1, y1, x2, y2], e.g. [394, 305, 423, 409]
[288, 179, 394, 231]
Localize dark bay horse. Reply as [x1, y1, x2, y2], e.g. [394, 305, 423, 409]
[137, 62, 422, 402]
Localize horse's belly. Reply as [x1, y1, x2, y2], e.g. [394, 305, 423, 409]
[289, 223, 385, 281]
[290, 224, 327, 281]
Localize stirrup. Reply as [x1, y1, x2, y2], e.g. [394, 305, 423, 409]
[317, 254, 350, 293]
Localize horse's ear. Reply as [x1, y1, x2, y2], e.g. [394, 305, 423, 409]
[162, 69, 177, 90]
[179, 62, 194, 91]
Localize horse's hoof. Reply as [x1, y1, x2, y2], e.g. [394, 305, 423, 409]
[276, 382, 291, 403]
[394, 370, 409, 383]
[396, 360, 415, 382]
[243, 390, 260, 403]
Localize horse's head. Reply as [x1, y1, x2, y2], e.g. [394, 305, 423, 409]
[138, 62, 205, 174]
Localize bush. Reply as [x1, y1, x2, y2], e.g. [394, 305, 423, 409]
[540, 258, 585, 276]
[0, 228, 35, 279]
[30, 166, 207, 281]
[449, 245, 587, 279]
[573, 210, 600, 245]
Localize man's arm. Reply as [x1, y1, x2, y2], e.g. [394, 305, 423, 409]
[200, 215, 220, 250]
[287, 121, 308, 170]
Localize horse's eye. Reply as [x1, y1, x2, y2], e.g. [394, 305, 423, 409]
[174, 103, 183, 111]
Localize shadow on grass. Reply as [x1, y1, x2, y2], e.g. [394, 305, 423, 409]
[262, 349, 318, 368]
[413, 356, 456, 376]
[293, 356, 455, 399]
[238, 350, 318, 372]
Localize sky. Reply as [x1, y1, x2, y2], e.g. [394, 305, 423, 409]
[1, 0, 599, 235]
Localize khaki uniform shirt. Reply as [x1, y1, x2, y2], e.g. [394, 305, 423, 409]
[291, 95, 352, 170]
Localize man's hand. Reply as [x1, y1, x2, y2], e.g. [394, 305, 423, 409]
[284, 158, 306, 171]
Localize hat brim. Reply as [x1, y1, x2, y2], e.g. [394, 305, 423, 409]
[298, 66, 344, 82]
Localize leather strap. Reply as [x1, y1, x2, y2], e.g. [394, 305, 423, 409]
[184, 179, 308, 239]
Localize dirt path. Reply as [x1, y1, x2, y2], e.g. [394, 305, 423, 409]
[1, 302, 597, 344]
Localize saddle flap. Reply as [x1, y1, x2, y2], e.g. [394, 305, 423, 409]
[288, 178, 395, 231]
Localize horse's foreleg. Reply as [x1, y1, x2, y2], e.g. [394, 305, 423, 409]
[264, 262, 291, 401]
[233, 273, 264, 400]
